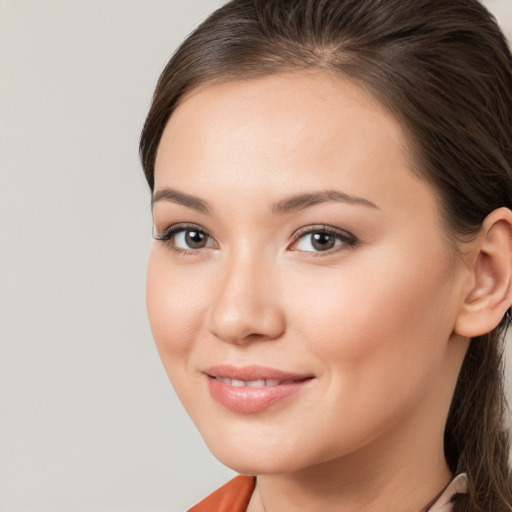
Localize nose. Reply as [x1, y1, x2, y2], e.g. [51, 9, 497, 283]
[206, 252, 286, 345]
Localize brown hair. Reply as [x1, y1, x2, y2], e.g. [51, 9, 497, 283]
[140, 1, 512, 510]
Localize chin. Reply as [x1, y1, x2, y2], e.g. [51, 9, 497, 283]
[213, 452, 299, 477]
[204, 435, 304, 476]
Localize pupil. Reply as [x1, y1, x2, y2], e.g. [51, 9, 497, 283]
[186, 230, 206, 248]
[312, 232, 334, 251]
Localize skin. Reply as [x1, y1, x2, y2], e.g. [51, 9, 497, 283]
[147, 72, 481, 512]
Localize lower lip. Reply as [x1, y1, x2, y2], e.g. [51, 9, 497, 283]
[207, 376, 311, 413]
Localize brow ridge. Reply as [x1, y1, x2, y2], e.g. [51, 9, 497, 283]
[151, 188, 377, 215]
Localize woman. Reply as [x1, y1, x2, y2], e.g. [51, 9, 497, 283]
[140, 0, 512, 511]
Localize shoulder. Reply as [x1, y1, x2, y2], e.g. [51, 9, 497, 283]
[187, 476, 256, 512]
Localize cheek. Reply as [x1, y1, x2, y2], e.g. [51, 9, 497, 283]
[287, 242, 457, 378]
[146, 249, 206, 362]
[274, 246, 459, 456]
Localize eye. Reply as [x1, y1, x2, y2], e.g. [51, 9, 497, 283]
[154, 224, 217, 254]
[175, 229, 209, 249]
[290, 226, 357, 254]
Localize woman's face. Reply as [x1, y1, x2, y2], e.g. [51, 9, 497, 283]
[147, 72, 470, 475]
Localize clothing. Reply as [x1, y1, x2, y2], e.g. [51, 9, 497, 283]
[188, 476, 254, 512]
[187, 473, 468, 512]
[424, 474, 468, 512]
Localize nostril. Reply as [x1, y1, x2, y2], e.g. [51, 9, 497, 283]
[210, 321, 285, 345]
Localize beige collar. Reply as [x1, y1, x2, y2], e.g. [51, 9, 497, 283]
[427, 473, 468, 512]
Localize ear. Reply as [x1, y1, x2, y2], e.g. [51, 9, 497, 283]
[454, 207, 512, 338]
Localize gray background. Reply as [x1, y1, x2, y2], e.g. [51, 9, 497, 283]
[0, 1, 511, 511]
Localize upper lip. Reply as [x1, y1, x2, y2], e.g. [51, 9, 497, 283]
[203, 364, 314, 381]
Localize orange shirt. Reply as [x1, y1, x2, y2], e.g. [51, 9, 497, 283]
[188, 476, 255, 512]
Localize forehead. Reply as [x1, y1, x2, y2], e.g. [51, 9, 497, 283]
[157, 73, 404, 174]
[162, 71, 407, 152]
[154, 71, 440, 227]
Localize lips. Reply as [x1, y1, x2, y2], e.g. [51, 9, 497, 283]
[214, 377, 293, 387]
[204, 365, 314, 413]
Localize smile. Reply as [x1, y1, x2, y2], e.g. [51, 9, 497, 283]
[204, 365, 314, 413]
[213, 377, 298, 387]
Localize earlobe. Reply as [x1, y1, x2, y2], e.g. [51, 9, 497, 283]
[454, 207, 512, 338]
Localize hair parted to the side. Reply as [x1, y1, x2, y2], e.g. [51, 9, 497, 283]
[140, 1, 512, 510]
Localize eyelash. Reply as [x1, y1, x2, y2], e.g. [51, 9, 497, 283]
[154, 223, 358, 256]
[289, 225, 358, 256]
[154, 223, 214, 256]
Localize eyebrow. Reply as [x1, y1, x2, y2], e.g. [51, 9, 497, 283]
[151, 188, 211, 213]
[272, 190, 378, 215]
[151, 187, 378, 215]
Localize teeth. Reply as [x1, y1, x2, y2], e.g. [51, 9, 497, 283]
[215, 377, 287, 387]
[247, 379, 266, 388]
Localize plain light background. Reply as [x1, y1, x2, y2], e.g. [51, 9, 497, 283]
[0, 1, 511, 511]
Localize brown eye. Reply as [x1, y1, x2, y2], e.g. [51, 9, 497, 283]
[310, 232, 335, 251]
[155, 224, 216, 252]
[185, 230, 207, 249]
[290, 226, 356, 254]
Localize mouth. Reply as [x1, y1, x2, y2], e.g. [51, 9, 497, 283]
[212, 377, 305, 387]
[203, 365, 314, 413]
